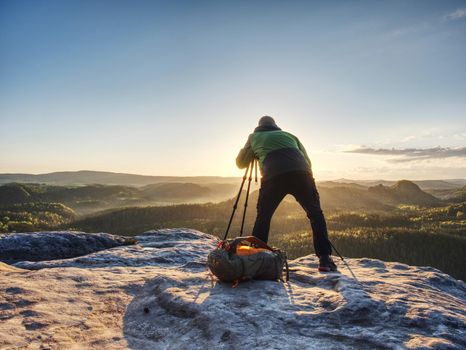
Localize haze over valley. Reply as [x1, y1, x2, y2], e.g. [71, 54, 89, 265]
[1, 170, 465, 282]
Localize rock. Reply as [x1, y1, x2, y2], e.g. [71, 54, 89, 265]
[0, 231, 133, 263]
[0, 228, 465, 349]
[11, 228, 215, 270]
[0, 262, 25, 273]
[368, 180, 440, 206]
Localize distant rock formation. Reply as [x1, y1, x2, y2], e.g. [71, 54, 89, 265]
[368, 180, 440, 206]
[0, 231, 133, 264]
[0, 229, 465, 349]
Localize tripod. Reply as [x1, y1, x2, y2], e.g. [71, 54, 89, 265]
[223, 160, 258, 240]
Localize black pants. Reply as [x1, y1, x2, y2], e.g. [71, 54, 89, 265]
[252, 171, 332, 257]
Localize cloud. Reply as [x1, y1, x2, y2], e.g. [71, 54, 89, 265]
[401, 135, 416, 143]
[444, 8, 466, 21]
[345, 146, 466, 162]
[454, 132, 466, 140]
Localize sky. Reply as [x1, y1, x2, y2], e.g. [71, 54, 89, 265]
[1, 0, 465, 180]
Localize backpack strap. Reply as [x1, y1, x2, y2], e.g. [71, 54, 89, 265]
[224, 236, 272, 258]
[230, 236, 275, 251]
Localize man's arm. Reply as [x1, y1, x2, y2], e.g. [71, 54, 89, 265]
[296, 138, 312, 168]
[236, 135, 255, 169]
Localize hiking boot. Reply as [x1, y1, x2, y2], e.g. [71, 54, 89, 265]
[318, 255, 337, 272]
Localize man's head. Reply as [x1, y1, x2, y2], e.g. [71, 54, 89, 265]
[258, 115, 278, 127]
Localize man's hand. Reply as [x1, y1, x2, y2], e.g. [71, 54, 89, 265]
[236, 135, 255, 168]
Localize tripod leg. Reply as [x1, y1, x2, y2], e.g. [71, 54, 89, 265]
[223, 164, 250, 240]
[239, 162, 254, 237]
[329, 240, 362, 287]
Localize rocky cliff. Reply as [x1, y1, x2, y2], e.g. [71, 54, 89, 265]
[1, 229, 465, 349]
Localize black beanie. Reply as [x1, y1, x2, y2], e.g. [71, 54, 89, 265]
[258, 116, 277, 127]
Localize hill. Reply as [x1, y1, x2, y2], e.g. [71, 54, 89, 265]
[368, 180, 440, 206]
[0, 202, 77, 233]
[141, 182, 237, 202]
[337, 178, 466, 191]
[0, 170, 239, 186]
[0, 182, 239, 215]
[64, 180, 449, 237]
[450, 186, 466, 203]
[2, 171, 465, 191]
[430, 186, 466, 202]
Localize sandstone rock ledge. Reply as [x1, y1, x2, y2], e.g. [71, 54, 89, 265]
[0, 229, 465, 350]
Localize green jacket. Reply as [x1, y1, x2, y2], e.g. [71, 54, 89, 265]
[236, 125, 312, 179]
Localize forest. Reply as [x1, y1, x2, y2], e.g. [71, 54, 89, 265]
[0, 179, 465, 281]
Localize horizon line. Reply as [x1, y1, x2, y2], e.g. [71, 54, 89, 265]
[0, 169, 464, 182]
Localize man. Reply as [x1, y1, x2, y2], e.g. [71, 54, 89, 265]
[236, 116, 337, 272]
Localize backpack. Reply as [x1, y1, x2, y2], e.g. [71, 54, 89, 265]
[207, 236, 289, 285]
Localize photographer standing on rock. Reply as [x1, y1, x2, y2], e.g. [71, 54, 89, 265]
[236, 116, 337, 272]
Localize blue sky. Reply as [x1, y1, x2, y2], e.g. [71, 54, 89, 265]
[1, 0, 465, 179]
